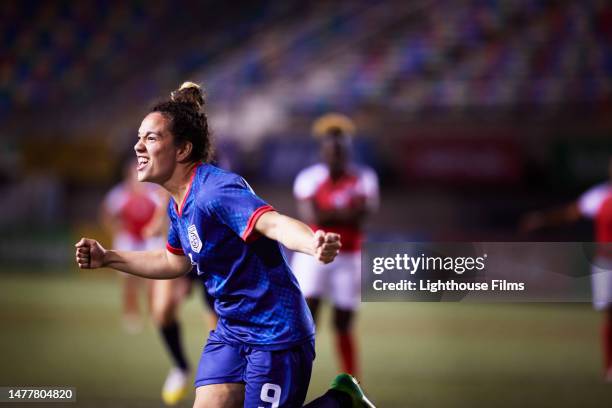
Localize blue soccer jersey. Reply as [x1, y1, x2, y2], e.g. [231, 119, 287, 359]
[166, 163, 315, 349]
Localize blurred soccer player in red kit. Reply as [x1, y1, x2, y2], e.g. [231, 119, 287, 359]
[291, 113, 379, 377]
[522, 158, 612, 382]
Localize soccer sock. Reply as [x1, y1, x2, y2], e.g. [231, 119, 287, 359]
[302, 389, 352, 408]
[603, 310, 612, 373]
[336, 331, 358, 376]
[160, 321, 189, 371]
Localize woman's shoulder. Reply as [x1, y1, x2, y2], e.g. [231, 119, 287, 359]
[199, 163, 244, 187]
[195, 164, 250, 206]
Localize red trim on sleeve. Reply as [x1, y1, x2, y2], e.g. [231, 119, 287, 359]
[166, 242, 185, 255]
[241, 205, 275, 243]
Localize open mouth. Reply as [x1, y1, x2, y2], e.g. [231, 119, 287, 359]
[137, 157, 149, 171]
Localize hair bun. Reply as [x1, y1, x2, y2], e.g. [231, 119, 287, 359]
[179, 81, 200, 91]
[171, 81, 204, 109]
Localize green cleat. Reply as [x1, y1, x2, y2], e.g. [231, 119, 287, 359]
[330, 373, 376, 408]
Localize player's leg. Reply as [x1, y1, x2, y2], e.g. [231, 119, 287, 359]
[193, 384, 244, 408]
[121, 273, 143, 333]
[151, 277, 192, 405]
[194, 333, 247, 408]
[329, 253, 361, 376]
[333, 308, 357, 376]
[243, 341, 315, 407]
[114, 233, 144, 333]
[603, 307, 612, 382]
[151, 277, 191, 371]
[591, 258, 612, 380]
[307, 297, 322, 322]
[123, 273, 141, 317]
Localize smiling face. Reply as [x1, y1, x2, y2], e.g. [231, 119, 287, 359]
[134, 112, 179, 184]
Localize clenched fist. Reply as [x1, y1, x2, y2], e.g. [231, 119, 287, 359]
[74, 238, 107, 269]
[313, 230, 341, 264]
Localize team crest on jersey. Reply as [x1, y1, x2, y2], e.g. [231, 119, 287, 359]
[187, 224, 202, 253]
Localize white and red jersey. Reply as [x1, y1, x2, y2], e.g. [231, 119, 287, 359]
[578, 182, 612, 242]
[293, 163, 379, 252]
[103, 182, 162, 242]
[580, 183, 612, 311]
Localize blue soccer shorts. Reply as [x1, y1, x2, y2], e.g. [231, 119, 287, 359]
[195, 331, 315, 407]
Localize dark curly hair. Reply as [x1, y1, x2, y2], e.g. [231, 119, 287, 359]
[150, 82, 213, 163]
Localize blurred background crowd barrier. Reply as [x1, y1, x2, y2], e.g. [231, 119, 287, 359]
[3, 1, 612, 270]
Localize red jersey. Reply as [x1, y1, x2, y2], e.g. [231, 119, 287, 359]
[104, 182, 161, 241]
[579, 182, 612, 242]
[596, 195, 612, 243]
[293, 163, 379, 252]
[578, 182, 612, 257]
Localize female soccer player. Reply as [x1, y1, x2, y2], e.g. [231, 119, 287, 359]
[521, 158, 612, 382]
[75, 82, 375, 407]
[291, 113, 378, 378]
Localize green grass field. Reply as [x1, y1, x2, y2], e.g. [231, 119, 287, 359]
[1, 271, 611, 407]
